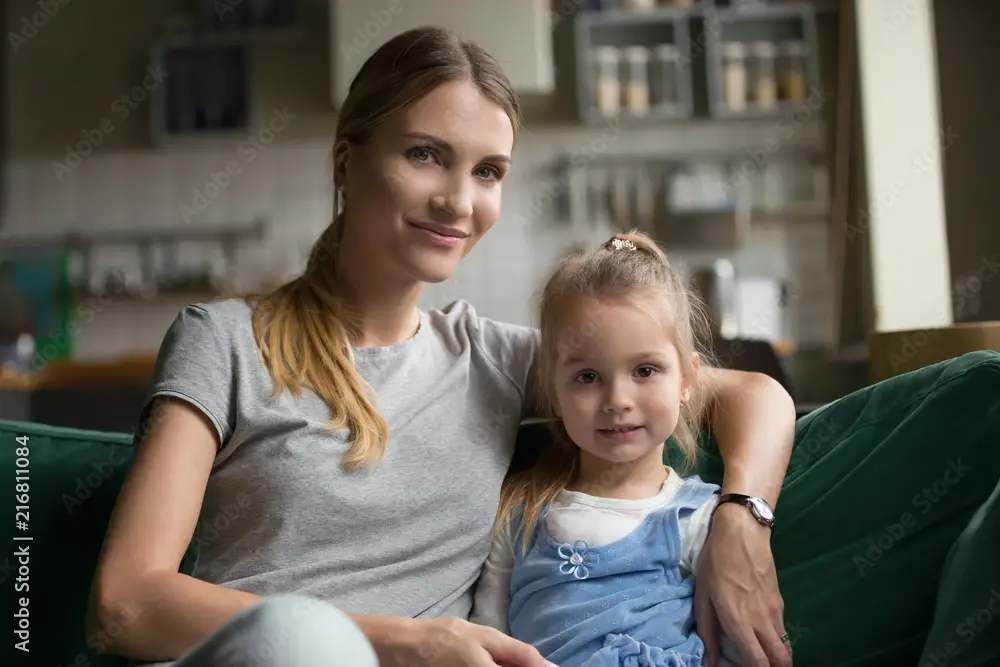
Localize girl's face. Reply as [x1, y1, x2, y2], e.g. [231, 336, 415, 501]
[335, 80, 515, 285]
[551, 296, 698, 466]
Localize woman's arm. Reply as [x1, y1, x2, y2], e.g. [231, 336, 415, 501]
[701, 367, 795, 506]
[694, 367, 796, 667]
[88, 400, 545, 667]
[87, 398, 267, 661]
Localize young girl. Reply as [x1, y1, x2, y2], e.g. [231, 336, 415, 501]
[471, 231, 742, 667]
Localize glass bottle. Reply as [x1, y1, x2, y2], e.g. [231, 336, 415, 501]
[650, 44, 681, 115]
[750, 41, 778, 109]
[623, 46, 651, 116]
[779, 40, 808, 102]
[591, 46, 622, 117]
[722, 42, 748, 112]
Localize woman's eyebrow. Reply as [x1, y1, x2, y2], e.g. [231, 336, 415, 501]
[403, 132, 511, 165]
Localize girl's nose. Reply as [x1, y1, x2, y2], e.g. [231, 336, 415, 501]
[602, 381, 634, 412]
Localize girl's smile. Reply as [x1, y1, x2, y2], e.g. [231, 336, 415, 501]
[596, 424, 645, 442]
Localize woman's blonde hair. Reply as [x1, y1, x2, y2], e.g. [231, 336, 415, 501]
[497, 230, 714, 552]
[246, 27, 521, 471]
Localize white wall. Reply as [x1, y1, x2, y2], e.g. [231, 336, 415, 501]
[854, 0, 952, 332]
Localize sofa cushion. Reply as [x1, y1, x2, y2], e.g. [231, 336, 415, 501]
[1, 419, 137, 667]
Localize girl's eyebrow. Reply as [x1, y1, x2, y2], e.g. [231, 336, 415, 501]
[402, 132, 511, 165]
[561, 351, 668, 366]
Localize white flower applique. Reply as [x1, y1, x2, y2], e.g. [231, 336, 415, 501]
[558, 541, 599, 580]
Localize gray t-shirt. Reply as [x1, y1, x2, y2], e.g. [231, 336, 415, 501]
[142, 297, 539, 620]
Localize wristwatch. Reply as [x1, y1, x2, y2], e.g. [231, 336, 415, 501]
[715, 493, 775, 531]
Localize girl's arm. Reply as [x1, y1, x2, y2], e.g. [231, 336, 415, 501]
[695, 367, 795, 667]
[469, 525, 516, 634]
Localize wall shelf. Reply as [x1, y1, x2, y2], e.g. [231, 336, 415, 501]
[544, 148, 828, 250]
[147, 0, 304, 144]
[196, 0, 300, 34]
[565, 1, 823, 124]
[149, 40, 252, 142]
[704, 5, 822, 119]
[0, 220, 269, 301]
[574, 8, 695, 123]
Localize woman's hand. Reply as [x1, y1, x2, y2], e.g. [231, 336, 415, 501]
[694, 505, 792, 667]
[375, 616, 547, 667]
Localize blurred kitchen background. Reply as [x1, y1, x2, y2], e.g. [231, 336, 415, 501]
[1, 0, 997, 432]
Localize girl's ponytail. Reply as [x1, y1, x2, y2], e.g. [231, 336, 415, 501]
[613, 231, 671, 267]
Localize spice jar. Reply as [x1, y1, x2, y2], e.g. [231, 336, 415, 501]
[591, 46, 622, 117]
[749, 41, 778, 108]
[623, 0, 656, 9]
[623, 46, 651, 116]
[650, 44, 681, 115]
[722, 42, 748, 112]
[778, 40, 808, 102]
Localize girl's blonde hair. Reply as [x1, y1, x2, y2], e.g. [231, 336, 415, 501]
[497, 230, 714, 551]
[246, 27, 521, 471]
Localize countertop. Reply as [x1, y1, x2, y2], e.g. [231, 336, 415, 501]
[0, 355, 157, 391]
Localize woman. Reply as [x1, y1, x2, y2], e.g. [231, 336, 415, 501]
[86, 25, 1000, 667]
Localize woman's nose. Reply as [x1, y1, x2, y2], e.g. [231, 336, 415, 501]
[430, 177, 474, 219]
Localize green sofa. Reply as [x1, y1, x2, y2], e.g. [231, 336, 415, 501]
[3, 350, 999, 667]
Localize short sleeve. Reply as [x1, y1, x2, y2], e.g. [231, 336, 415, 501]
[680, 493, 719, 575]
[473, 317, 541, 420]
[137, 304, 237, 448]
[469, 522, 515, 633]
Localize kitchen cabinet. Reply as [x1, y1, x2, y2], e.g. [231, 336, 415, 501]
[329, 0, 555, 107]
[567, 2, 822, 123]
[150, 41, 251, 140]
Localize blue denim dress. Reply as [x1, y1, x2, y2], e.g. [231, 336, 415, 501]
[507, 477, 719, 667]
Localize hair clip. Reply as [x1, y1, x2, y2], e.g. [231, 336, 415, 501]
[604, 235, 637, 251]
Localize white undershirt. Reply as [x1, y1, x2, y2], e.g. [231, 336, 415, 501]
[471, 468, 744, 666]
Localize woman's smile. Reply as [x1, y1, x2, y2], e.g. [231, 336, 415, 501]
[407, 219, 469, 248]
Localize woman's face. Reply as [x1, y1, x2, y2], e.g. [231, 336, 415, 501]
[336, 80, 515, 285]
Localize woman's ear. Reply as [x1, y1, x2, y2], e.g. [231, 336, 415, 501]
[332, 139, 351, 190]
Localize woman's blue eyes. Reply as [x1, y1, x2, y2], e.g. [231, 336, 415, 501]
[476, 165, 502, 181]
[409, 146, 433, 163]
[407, 146, 501, 181]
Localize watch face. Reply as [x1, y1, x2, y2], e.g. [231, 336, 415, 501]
[749, 497, 774, 523]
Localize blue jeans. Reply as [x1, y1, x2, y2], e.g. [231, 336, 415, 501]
[136, 594, 379, 667]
